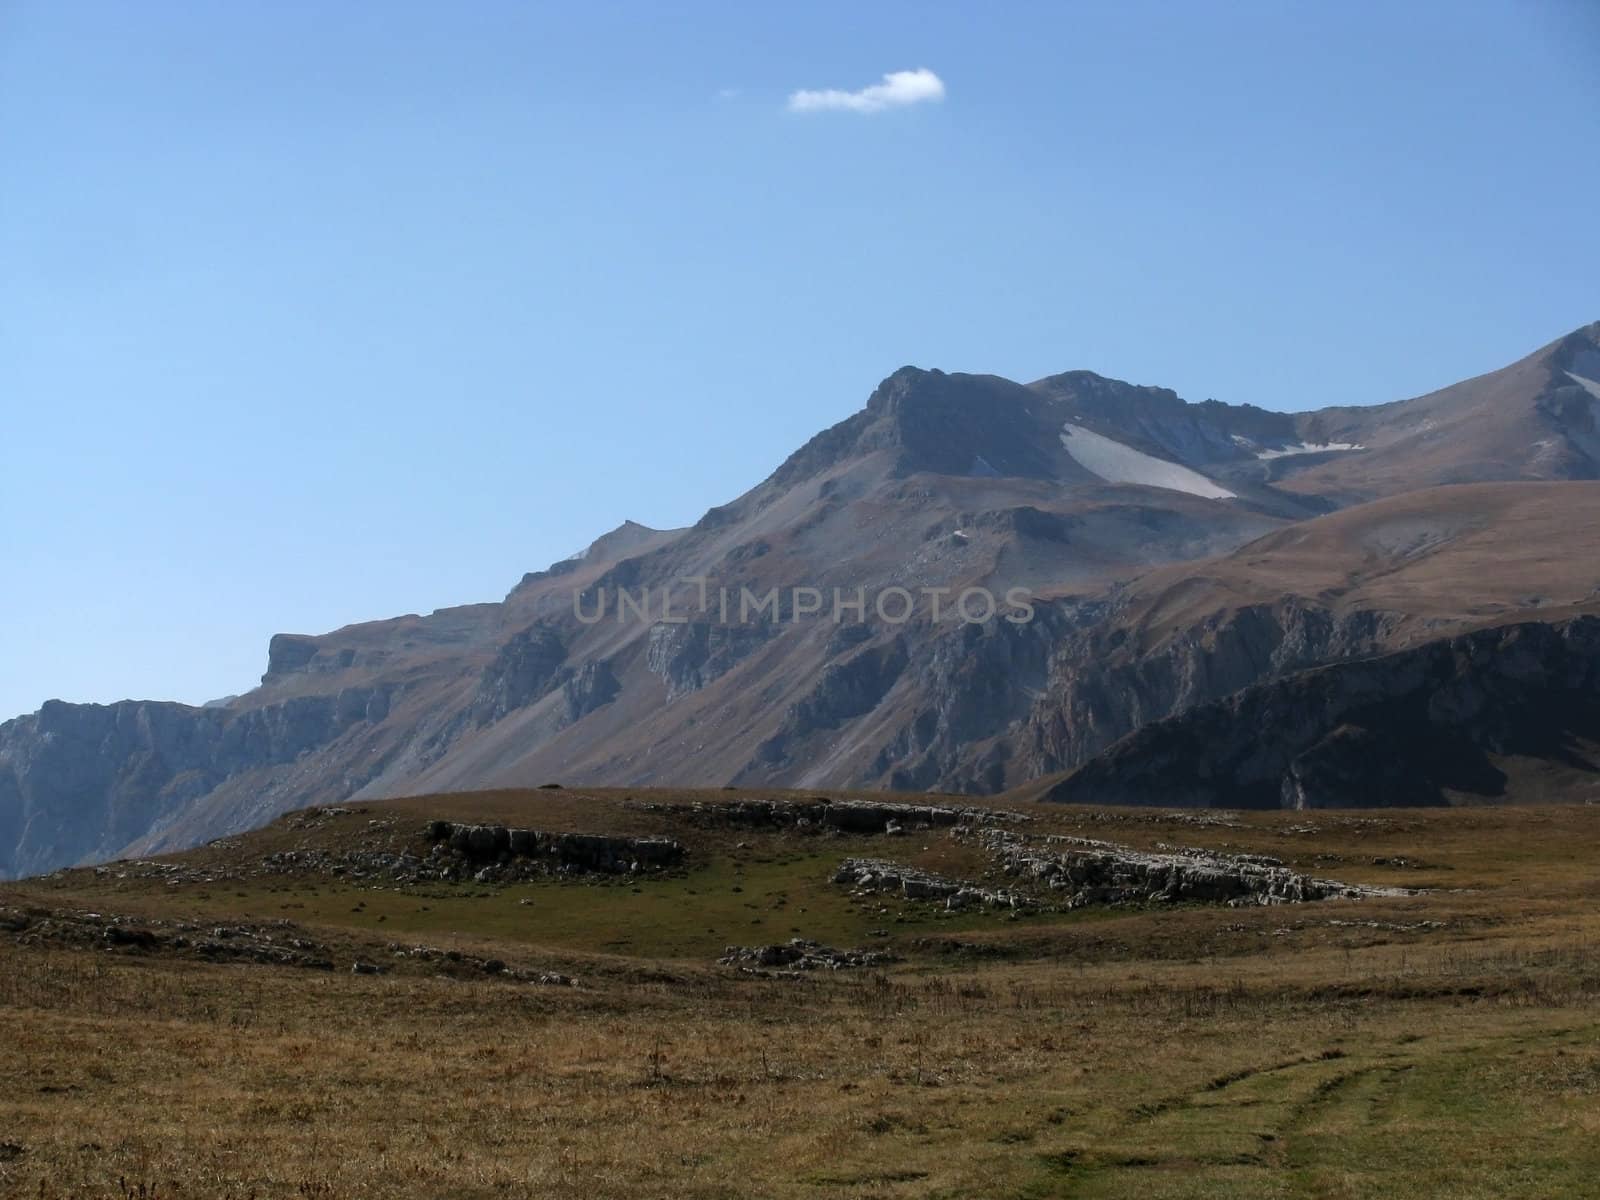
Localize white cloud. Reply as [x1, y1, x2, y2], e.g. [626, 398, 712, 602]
[786, 68, 945, 115]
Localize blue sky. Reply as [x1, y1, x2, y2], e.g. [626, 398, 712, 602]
[2, 0, 1597, 718]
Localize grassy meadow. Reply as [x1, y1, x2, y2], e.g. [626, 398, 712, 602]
[3, 790, 1599, 1198]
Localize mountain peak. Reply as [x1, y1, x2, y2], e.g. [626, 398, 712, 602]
[863, 365, 946, 414]
[562, 519, 679, 571]
[859, 368, 1061, 479]
[1548, 321, 1600, 382]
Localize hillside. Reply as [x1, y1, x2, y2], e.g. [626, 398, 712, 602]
[1028, 616, 1600, 809]
[1005, 481, 1600, 783]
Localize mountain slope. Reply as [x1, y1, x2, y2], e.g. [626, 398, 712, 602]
[1030, 616, 1600, 809]
[1007, 480, 1600, 784]
[1030, 322, 1600, 504]
[1266, 322, 1600, 502]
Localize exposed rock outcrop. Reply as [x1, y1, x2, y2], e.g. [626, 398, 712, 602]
[0, 905, 338, 971]
[423, 821, 684, 879]
[0, 904, 577, 985]
[832, 858, 1030, 910]
[718, 938, 897, 973]
[469, 624, 620, 728]
[0, 693, 392, 881]
[264, 634, 322, 679]
[1042, 616, 1600, 809]
[1016, 601, 1407, 782]
[473, 624, 568, 724]
[560, 660, 621, 722]
[628, 797, 1026, 833]
[646, 621, 771, 701]
[71, 818, 682, 889]
[875, 605, 1083, 793]
[386, 942, 576, 986]
[757, 638, 911, 768]
[977, 831, 1403, 907]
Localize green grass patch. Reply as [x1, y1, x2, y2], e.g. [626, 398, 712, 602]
[156, 847, 1049, 959]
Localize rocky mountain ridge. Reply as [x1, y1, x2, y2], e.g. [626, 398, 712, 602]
[1034, 616, 1600, 809]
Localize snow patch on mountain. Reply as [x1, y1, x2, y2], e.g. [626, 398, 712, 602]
[1256, 441, 1365, 461]
[1059, 423, 1236, 500]
[1565, 372, 1600, 402]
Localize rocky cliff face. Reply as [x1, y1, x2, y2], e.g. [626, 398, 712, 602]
[1040, 616, 1600, 809]
[1014, 602, 1408, 781]
[867, 603, 1087, 793]
[645, 621, 772, 701]
[473, 625, 569, 725]
[0, 689, 393, 879]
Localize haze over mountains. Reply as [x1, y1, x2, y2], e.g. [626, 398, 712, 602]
[3, 322, 1599, 879]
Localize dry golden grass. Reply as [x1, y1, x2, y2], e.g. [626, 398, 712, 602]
[4, 792, 1600, 1198]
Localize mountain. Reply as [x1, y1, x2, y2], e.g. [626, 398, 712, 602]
[3, 322, 1598, 879]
